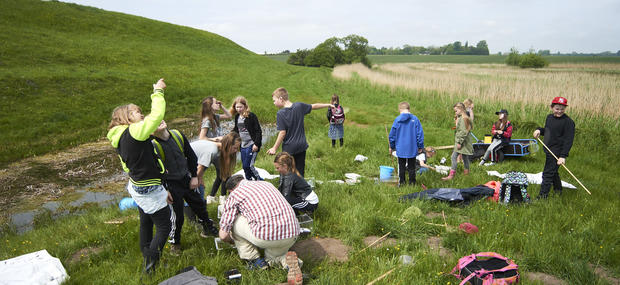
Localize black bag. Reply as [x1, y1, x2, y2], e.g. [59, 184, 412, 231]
[159, 266, 218, 285]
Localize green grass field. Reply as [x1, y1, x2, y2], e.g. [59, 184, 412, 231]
[1, 1, 619, 284]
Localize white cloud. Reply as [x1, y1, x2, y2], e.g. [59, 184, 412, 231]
[63, 0, 620, 54]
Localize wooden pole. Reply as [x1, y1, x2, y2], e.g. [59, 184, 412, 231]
[384, 125, 394, 165]
[366, 268, 396, 285]
[359, 219, 408, 253]
[434, 145, 455, 150]
[536, 137, 591, 195]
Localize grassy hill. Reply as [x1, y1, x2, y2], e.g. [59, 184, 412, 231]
[0, 0, 335, 166]
[1, 1, 619, 285]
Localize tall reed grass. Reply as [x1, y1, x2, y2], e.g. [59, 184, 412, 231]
[333, 63, 620, 121]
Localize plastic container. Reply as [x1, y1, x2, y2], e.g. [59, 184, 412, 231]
[399, 255, 414, 265]
[297, 214, 314, 230]
[217, 204, 224, 219]
[379, 166, 394, 181]
[214, 237, 235, 251]
[484, 134, 493, 144]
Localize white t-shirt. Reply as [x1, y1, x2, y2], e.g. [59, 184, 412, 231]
[416, 152, 426, 163]
[190, 140, 219, 168]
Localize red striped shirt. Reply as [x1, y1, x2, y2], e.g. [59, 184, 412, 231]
[219, 180, 300, 241]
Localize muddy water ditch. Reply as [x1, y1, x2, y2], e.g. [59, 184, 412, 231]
[1, 119, 276, 235]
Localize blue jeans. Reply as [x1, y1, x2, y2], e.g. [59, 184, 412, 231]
[240, 145, 262, 180]
[417, 167, 429, 175]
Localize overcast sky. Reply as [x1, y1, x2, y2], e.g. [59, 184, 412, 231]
[63, 0, 619, 54]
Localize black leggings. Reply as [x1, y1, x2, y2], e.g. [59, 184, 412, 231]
[331, 138, 344, 147]
[210, 163, 227, 196]
[138, 205, 173, 263]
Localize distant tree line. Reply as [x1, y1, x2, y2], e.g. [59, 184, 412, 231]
[539, 50, 620, 56]
[368, 40, 489, 55]
[286, 35, 371, 68]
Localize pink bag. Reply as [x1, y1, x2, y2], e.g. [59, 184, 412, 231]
[451, 252, 519, 285]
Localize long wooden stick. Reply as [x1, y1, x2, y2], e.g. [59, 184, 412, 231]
[442, 211, 448, 229]
[359, 219, 408, 253]
[536, 137, 591, 195]
[366, 268, 396, 285]
[434, 145, 455, 150]
[384, 125, 394, 165]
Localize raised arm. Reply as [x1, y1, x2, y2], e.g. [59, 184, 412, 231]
[219, 101, 233, 119]
[129, 78, 166, 141]
[311, 103, 333, 110]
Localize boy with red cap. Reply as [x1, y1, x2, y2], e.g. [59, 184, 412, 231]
[533, 97, 575, 199]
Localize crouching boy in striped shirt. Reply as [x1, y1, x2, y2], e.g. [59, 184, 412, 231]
[219, 175, 303, 284]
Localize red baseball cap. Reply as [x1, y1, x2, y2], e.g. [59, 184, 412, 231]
[551, 97, 568, 106]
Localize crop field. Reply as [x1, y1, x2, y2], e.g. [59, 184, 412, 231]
[333, 62, 620, 121]
[368, 55, 620, 64]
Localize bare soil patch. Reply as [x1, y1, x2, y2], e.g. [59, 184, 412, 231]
[426, 236, 452, 258]
[66, 247, 103, 265]
[589, 263, 620, 285]
[363, 235, 397, 248]
[291, 237, 351, 262]
[525, 272, 566, 285]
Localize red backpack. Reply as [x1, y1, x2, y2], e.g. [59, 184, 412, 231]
[330, 105, 345, 124]
[451, 252, 519, 285]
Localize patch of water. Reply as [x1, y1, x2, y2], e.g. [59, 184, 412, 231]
[69, 190, 117, 207]
[7, 189, 126, 235]
[42, 201, 60, 212]
[10, 211, 36, 234]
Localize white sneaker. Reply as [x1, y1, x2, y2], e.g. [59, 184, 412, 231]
[206, 196, 216, 204]
[219, 195, 227, 204]
[479, 160, 485, 166]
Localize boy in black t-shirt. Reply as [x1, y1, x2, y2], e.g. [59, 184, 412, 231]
[267, 87, 332, 177]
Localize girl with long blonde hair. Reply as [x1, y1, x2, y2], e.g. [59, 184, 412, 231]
[231, 96, 263, 181]
[442, 103, 473, 180]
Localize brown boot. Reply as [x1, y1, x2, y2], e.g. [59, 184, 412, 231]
[463, 169, 470, 175]
[442, 169, 456, 181]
